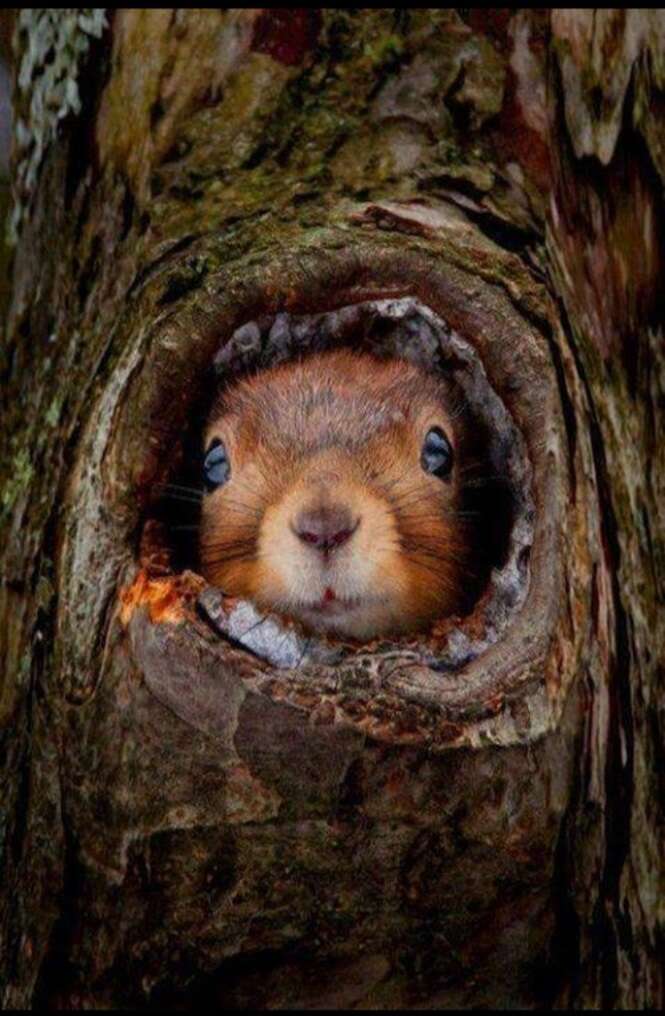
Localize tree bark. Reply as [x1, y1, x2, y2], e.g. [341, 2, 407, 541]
[0, 9, 662, 1009]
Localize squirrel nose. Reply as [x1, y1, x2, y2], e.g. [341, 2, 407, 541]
[294, 504, 358, 553]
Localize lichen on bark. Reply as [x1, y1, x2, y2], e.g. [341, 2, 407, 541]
[10, 8, 107, 241]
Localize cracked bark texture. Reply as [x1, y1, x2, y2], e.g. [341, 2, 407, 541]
[0, 9, 662, 1010]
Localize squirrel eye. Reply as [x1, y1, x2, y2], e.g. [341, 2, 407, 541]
[421, 427, 453, 479]
[203, 438, 230, 491]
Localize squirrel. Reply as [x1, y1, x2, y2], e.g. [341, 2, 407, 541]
[199, 349, 478, 640]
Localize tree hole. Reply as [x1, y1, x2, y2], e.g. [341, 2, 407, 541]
[141, 298, 533, 669]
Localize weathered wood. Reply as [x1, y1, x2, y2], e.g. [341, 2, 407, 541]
[0, 9, 662, 1009]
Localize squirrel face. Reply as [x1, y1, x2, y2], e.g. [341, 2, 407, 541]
[200, 350, 472, 640]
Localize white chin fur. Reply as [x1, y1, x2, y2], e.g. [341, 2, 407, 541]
[295, 600, 400, 640]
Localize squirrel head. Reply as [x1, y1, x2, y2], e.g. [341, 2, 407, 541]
[200, 350, 474, 640]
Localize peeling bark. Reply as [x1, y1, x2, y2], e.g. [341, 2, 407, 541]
[0, 9, 662, 1009]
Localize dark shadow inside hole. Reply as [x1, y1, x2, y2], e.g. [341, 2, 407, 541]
[458, 413, 515, 597]
[149, 365, 218, 575]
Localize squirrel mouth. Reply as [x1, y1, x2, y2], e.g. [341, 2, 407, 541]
[306, 588, 362, 615]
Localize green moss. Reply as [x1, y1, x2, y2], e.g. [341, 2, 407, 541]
[44, 397, 62, 429]
[157, 255, 210, 306]
[18, 651, 31, 686]
[363, 33, 405, 69]
[1, 447, 33, 517]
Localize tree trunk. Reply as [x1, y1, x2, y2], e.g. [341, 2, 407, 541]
[1, 9, 662, 1009]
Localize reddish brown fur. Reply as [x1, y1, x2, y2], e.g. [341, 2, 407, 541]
[200, 350, 475, 640]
